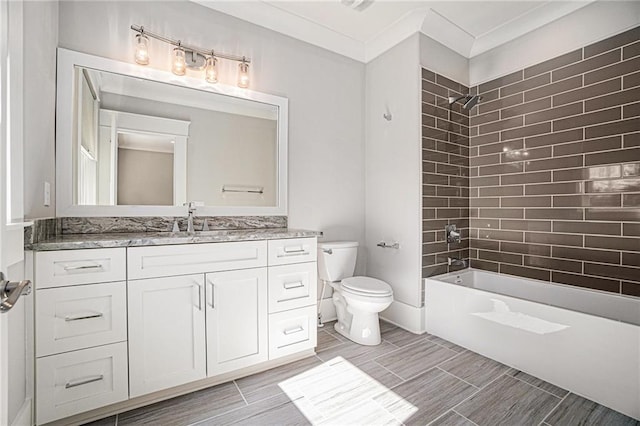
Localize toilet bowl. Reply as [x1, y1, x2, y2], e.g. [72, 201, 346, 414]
[318, 242, 394, 346]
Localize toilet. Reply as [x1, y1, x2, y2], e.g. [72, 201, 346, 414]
[318, 241, 393, 346]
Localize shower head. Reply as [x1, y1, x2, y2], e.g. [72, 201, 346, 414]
[448, 94, 482, 110]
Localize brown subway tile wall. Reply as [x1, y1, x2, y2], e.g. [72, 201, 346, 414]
[422, 69, 470, 285]
[468, 26, 640, 297]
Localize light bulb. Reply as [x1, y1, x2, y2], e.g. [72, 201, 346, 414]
[172, 47, 186, 76]
[134, 34, 150, 65]
[205, 56, 218, 84]
[238, 61, 249, 88]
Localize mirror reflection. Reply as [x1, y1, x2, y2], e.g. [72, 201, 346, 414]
[74, 66, 279, 207]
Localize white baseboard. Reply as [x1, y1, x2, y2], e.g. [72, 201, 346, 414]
[379, 300, 426, 334]
[12, 398, 31, 426]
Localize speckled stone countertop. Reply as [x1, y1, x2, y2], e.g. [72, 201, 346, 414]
[27, 228, 322, 251]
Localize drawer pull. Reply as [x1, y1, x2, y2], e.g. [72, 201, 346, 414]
[63, 264, 103, 271]
[65, 374, 104, 389]
[283, 326, 304, 335]
[283, 246, 306, 254]
[65, 312, 104, 322]
[283, 281, 304, 290]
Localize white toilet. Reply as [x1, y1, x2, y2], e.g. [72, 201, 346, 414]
[318, 241, 393, 346]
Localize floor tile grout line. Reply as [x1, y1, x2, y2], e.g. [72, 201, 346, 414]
[508, 373, 567, 399]
[233, 380, 250, 406]
[444, 370, 514, 416]
[384, 348, 465, 385]
[188, 392, 290, 426]
[370, 336, 460, 365]
[452, 408, 481, 426]
[435, 366, 481, 390]
[538, 392, 570, 426]
[382, 338, 400, 348]
[371, 359, 407, 383]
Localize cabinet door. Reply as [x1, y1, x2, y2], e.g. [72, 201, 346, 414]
[206, 268, 268, 376]
[128, 274, 206, 397]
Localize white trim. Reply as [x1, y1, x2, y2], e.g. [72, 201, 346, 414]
[10, 399, 31, 426]
[379, 300, 426, 335]
[56, 48, 288, 217]
[99, 110, 190, 137]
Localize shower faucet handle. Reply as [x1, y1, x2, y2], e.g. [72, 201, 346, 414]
[446, 224, 461, 244]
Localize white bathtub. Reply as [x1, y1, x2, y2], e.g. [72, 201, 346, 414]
[425, 269, 640, 420]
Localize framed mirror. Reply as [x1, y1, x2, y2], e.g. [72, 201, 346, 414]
[56, 48, 288, 217]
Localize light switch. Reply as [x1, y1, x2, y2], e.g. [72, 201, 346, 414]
[44, 182, 51, 206]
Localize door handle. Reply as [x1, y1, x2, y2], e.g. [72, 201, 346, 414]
[283, 281, 304, 290]
[283, 326, 304, 335]
[207, 281, 214, 309]
[193, 283, 202, 311]
[63, 264, 103, 271]
[65, 375, 104, 389]
[64, 312, 104, 321]
[0, 273, 32, 314]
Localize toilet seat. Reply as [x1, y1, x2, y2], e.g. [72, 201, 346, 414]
[341, 276, 392, 297]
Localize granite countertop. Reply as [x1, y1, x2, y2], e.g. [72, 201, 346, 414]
[27, 228, 322, 251]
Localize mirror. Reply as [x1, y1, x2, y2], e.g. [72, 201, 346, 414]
[56, 48, 288, 217]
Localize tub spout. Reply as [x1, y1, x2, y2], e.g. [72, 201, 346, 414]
[448, 257, 468, 268]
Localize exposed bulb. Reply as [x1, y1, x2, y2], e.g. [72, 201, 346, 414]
[205, 56, 218, 84]
[172, 47, 186, 76]
[238, 61, 249, 88]
[134, 34, 150, 65]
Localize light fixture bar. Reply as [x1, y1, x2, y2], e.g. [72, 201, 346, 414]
[130, 24, 251, 64]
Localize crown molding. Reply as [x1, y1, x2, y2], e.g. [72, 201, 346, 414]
[193, 0, 611, 64]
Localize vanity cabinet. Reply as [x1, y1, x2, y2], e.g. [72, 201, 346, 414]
[127, 274, 207, 397]
[32, 236, 318, 424]
[266, 238, 318, 359]
[206, 268, 268, 376]
[33, 248, 129, 425]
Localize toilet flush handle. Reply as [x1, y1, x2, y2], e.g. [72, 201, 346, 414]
[322, 248, 333, 255]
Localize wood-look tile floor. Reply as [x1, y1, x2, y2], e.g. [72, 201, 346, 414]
[86, 321, 638, 426]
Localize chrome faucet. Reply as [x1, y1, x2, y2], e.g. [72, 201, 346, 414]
[185, 202, 197, 234]
[448, 257, 468, 268]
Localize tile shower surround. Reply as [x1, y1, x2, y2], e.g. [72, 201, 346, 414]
[421, 69, 471, 283]
[423, 26, 640, 297]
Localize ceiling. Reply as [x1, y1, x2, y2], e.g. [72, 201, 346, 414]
[194, 0, 594, 62]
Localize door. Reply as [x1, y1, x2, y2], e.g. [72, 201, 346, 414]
[127, 274, 206, 397]
[1, 1, 33, 425]
[205, 268, 268, 376]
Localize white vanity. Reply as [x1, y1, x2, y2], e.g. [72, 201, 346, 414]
[30, 235, 318, 424]
[31, 43, 318, 424]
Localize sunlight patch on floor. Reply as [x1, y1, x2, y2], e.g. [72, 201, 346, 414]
[278, 356, 417, 425]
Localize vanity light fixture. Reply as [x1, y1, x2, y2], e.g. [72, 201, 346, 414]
[172, 46, 187, 76]
[205, 55, 218, 84]
[134, 33, 149, 65]
[131, 25, 252, 88]
[238, 59, 250, 88]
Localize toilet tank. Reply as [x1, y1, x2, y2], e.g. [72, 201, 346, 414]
[317, 241, 358, 282]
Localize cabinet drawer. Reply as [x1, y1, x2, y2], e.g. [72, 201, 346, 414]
[268, 262, 317, 313]
[128, 241, 267, 279]
[35, 248, 126, 289]
[268, 305, 317, 359]
[36, 282, 127, 357]
[36, 342, 128, 424]
[268, 238, 317, 266]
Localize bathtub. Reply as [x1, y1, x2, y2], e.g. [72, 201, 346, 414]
[425, 269, 640, 420]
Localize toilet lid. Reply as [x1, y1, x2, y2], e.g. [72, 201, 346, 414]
[342, 277, 392, 295]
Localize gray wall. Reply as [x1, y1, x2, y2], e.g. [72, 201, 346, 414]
[117, 148, 174, 206]
[23, 1, 58, 219]
[29, 1, 366, 270]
